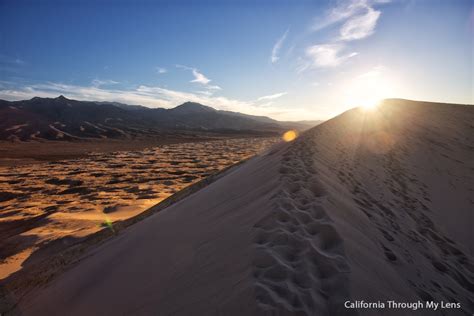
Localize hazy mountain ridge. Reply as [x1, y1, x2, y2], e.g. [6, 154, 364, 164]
[0, 96, 320, 141]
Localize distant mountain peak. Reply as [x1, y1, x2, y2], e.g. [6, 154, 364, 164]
[56, 95, 69, 101]
[170, 102, 216, 114]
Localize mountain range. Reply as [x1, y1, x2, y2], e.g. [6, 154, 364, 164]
[0, 96, 320, 141]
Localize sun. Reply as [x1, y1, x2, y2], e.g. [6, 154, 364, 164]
[361, 99, 380, 111]
[344, 67, 399, 112]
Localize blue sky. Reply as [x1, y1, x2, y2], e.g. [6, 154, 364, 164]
[0, 0, 472, 120]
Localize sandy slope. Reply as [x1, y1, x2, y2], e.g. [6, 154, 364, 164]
[12, 99, 474, 315]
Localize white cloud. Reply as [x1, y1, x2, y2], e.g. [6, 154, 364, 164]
[339, 7, 380, 40]
[257, 92, 287, 101]
[271, 29, 289, 64]
[312, 0, 386, 33]
[302, 0, 384, 72]
[190, 69, 211, 85]
[311, 0, 367, 31]
[206, 84, 221, 91]
[0, 81, 303, 119]
[91, 79, 119, 87]
[176, 64, 217, 89]
[155, 67, 167, 74]
[175, 64, 193, 71]
[256, 101, 275, 107]
[195, 90, 214, 96]
[305, 44, 357, 68]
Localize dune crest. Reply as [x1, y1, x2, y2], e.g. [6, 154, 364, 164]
[253, 135, 350, 314]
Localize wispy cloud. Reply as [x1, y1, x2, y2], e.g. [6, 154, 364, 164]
[175, 64, 193, 71]
[302, 0, 385, 71]
[155, 67, 167, 74]
[271, 28, 289, 64]
[195, 90, 214, 96]
[312, 0, 384, 36]
[177, 64, 211, 85]
[206, 85, 222, 91]
[257, 92, 287, 101]
[91, 79, 119, 87]
[305, 44, 358, 68]
[0, 81, 300, 120]
[339, 6, 380, 40]
[191, 69, 211, 85]
[311, 0, 367, 31]
[176, 64, 221, 94]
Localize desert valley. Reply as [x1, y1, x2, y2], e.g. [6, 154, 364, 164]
[0, 96, 295, 283]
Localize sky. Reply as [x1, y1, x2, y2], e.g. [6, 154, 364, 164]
[0, 0, 472, 121]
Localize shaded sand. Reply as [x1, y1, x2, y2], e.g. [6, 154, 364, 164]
[5, 99, 474, 315]
[0, 137, 278, 282]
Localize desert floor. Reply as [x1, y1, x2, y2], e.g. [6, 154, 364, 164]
[0, 137, 279, 281]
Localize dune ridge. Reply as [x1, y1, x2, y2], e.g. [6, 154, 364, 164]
[8, 99, 474, 316]
[253, 134, 351, 315]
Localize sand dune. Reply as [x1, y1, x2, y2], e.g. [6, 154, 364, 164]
[5, 99, 474, 315]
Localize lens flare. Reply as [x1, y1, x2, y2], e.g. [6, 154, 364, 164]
[102, 217, 115, 233]
[282, 130, 298, 142]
